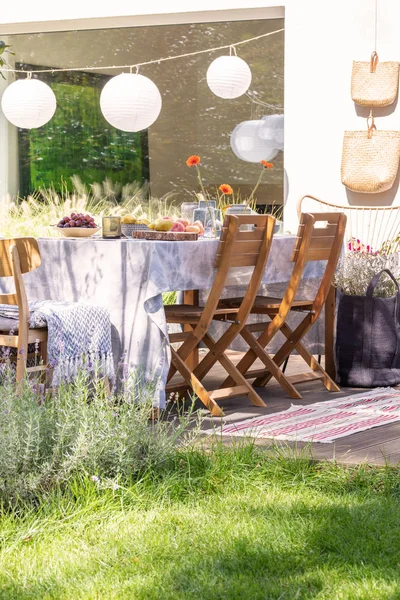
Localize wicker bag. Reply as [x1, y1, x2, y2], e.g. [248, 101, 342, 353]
[351, 52, 399, 107]
[341, 116, 400, 193]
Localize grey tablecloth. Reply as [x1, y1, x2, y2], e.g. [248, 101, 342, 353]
[0, 235, 325, 407]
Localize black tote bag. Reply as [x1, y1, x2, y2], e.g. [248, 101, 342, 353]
[335, 269, 400, 387]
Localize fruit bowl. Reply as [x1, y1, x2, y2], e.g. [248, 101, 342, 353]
[55, 226, 101, 238]
[121, 223, 150, 238]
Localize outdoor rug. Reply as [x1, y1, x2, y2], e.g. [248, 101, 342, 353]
[206, 388, 400, 443]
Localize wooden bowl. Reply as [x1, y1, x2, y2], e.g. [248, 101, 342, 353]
[55, 226, 101, 238]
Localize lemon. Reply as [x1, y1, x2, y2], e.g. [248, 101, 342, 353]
[122, 215, 136, 224]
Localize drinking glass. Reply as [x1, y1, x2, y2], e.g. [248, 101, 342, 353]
[102, 216, 121, 238]
[180, 202, 199, 222]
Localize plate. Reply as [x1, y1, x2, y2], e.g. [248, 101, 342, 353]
[55, 226, 101, 238]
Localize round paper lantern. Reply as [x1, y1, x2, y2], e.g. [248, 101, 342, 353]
[230, 120, 279, 163]
[206, 55, 252, 99]
[258, 114, 284, 150]
[100, 73, 162, 132]
[1, 78, 56, 129]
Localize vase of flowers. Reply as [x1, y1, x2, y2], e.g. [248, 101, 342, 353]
[185, 155, 275, 237]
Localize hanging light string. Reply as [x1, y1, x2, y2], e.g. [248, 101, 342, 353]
[0, 27, 284, 75]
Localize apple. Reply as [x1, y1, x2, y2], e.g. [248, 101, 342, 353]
[171, 222, 185, 232]
[176, 218, 191, 227]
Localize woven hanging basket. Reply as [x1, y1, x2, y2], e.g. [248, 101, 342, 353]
[341, 116, 400, 193]
[351, 52, 399, 107]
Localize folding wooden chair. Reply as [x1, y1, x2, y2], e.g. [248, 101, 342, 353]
[165, 214, 276, 417]
[219, 212, 347, 399]
[0, 237, 112, 395]
[0, 238, 48, 387]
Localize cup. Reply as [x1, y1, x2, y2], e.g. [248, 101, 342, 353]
[102, 216, 121, 238]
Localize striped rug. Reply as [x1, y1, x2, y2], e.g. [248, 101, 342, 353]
[208, 389, 400, 443]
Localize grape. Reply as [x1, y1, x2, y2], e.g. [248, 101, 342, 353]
[64, 216, 70, 222]
[75, 219, 81, 226]
[69, 220, 76, 227]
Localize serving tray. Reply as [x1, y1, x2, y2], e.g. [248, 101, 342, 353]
[131, 230, 198, 241]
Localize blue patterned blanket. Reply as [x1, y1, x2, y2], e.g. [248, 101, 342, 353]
[0, 301, 115, 385]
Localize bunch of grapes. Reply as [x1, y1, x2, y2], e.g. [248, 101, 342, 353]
[57, 213, 98, 228]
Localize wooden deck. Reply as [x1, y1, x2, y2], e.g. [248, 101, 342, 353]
[173, 351, 400, 467]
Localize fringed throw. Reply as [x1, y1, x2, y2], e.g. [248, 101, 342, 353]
[0, 301, 115, 385]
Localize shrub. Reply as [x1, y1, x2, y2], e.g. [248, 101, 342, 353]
[0, 368, 198, 507]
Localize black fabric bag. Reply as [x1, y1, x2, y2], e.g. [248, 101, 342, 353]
[335, 269, 400, 387]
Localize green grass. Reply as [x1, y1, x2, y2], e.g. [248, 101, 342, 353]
[2, 443, 400, 599]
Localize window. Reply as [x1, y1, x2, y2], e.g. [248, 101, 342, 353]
[2, 17, 284, 205]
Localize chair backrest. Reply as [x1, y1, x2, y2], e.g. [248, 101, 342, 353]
[197, 214, 275, 334]
[297, 194, 400, 253]
[292, 211, 347, 319]
[0, 238, 41, 311]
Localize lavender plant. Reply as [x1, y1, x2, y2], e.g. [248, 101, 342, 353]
[333, 251, 400, 297]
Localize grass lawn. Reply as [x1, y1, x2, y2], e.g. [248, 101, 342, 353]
[1, 444, 400, 599]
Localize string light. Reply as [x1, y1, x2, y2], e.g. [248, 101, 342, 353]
[0, 28, 284, 76]
[0, 27, 284, 131]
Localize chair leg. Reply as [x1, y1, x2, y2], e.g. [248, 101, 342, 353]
[16, 335, 28, 393]
[202, 334, 267, 408]
[239, 327, 302, 399]
[253, 317, 312, 387]
[170, 347, 224, 417]
[280, 323, 340, 393]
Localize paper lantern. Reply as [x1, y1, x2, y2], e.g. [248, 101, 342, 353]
[230, 120, 279, 163]
[100, 73, 162, 132]
[206, 55, 252, 99]
[1, 78, 56, 129]
[258, 114, 284, 150]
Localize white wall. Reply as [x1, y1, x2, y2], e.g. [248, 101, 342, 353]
[2, 0, 400, 232]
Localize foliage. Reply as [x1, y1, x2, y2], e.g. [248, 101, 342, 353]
[0, 366, 199, 508]
[0, 42, 14, 80]
[2, 443, 400, 597]
[0, 179, 180, 238]
[17, 69, 147, 195]
[333, 250, 399, 297]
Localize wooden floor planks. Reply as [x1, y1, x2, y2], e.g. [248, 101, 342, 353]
[173, 351, 400, 467]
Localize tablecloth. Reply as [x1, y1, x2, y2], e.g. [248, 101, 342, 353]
[0, 235, 325, 407]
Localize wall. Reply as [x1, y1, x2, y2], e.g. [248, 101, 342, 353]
[2, 0, 400, 231]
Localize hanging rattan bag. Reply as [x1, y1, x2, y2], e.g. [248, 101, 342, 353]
[351, 52, 399, 107]
[341, 116, 400, 193]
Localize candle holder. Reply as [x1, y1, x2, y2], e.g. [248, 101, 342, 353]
[102, 216, 121, 239]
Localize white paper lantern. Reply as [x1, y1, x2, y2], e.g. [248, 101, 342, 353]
[100, 73, 162, 132]
[206, 55, 252, 99]
[1, 78, 56, 129]
[258, 114, 284, 150]
[230, 120, 279, 163]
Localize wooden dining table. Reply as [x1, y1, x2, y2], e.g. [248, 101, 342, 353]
[0, 234, 331, 407]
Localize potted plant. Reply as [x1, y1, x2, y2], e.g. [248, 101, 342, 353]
[333, 242, 400, 387]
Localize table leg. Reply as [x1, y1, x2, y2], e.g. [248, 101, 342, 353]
[325, 285, 336, 379]
[183, 289, 200, 369]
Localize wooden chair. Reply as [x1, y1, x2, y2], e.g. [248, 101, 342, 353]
[0, 238, 47, 387]
[165, 214, 276, 417]
[298, 194, 400, 253]
[219, 212, 347, 399]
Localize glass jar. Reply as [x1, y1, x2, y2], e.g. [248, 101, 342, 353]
[180, 202, 199, 222]
[102, 216, 121, 238]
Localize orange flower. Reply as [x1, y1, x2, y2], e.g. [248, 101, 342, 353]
[219, 184, 233, 195]
[261, 160, 274, 169]
[186, 155, 201, 167]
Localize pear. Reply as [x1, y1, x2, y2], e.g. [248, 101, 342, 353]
[154, 218, 174, 232]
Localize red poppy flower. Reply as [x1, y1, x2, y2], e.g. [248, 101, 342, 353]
[186, 155, 201, 167]
[219, 184, 233, 195]
[260, 160, 274, 169]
